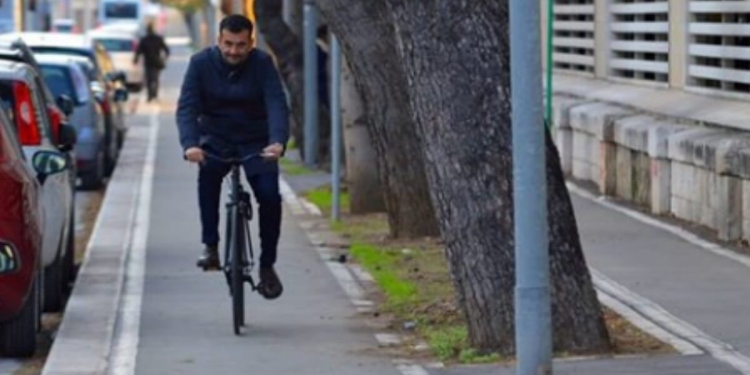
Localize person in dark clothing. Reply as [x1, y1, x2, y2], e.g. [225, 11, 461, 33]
[134, 22, 170, 102]
[176, 15, 290, 300]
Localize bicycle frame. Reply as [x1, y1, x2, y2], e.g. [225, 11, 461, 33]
[203, 151, 261, 334]
[222, 164, 257, 291]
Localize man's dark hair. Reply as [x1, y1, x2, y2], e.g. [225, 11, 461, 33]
[219, 15, 254, 35]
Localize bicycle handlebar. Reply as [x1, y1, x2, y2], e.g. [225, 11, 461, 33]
[203, 152, 264, 165]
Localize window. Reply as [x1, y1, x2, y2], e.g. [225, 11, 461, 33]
[688, 0, 750, 94]
[553, 0, 596, 75]
[104, 3, 138, 19]
[40, 65, 89, 105]
[609, 0, 669, 83]
[94, 38, 133, 52]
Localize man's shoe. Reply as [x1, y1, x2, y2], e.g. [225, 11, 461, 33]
[258, 267, 283, 300]
[197, 246, 220, 271]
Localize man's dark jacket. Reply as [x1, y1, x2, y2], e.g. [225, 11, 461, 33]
[176, 46, 290, 156]
[135, 33, 169, 69]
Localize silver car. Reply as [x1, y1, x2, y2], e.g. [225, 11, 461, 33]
[35, 54, 107, 190]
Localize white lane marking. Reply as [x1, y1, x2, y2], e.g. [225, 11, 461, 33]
[108, 103, 160, 375]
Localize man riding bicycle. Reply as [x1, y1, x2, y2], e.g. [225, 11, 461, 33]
[176, 15, 289, 300]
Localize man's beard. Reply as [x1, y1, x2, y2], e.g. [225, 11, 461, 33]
[222, 53, 246, 65]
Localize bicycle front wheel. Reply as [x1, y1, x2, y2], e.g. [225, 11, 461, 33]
[230, 205, 245, 335]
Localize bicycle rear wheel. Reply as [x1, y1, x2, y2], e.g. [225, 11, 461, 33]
[230, 205, 245, 335]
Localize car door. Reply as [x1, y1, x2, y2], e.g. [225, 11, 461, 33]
[26, 72, 72, 268]
[0, 75, 70, 268]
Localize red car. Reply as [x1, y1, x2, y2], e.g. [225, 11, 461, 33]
[0, 102, 70, 358]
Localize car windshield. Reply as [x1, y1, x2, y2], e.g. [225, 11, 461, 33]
[104, 3, 138, 19]
[40, 65, 89, 105]
[93, 38, 132, 52]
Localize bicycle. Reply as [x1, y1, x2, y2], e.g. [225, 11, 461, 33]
[203, 151, 261, 335]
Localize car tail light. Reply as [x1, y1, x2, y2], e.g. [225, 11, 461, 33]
[47, 106, 63, 143]
[100, 97, 111, 114]
[12, 82, 41, 146]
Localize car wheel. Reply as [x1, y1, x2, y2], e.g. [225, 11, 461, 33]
[80, 150, 105, 191]
[0, 277, 39, 358]
[43, 253, 64, 313]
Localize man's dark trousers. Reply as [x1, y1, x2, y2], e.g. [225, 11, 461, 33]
[145, 66, 160, 101]
[198, 156, 282, 268]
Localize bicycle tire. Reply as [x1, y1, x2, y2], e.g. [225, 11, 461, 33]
[230, 205, 245, 335]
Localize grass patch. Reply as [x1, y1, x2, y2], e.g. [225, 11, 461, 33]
[304, 184, 674, 365]
[305, 184, 350, 214]
[279, 157, 312, 176]
[287, 137, 297, 150]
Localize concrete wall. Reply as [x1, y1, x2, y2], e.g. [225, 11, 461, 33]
[553, 94, 750, 242]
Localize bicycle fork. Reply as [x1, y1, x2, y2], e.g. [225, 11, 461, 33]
[222, 171, 258, 294]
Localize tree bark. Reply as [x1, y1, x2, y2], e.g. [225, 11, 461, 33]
[383, 0, 611, 354]
[283, 0, 303, 37]
[254, 0, 331, 167]
[340, 54, 386, 214]
[316, 0, 440, 238]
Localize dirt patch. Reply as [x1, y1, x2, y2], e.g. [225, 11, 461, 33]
[75, 191, 105, 263]
[304, 185, 674, 366]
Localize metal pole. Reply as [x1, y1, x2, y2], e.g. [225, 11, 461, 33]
[303, 0, 319, 167]
[510, 0, 551, 374]
[544, 0, 554, 128]
[330, 34, 342, 221]
[83, 0, 92, 32]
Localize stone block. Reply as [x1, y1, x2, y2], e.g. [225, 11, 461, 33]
[616, 146, 633, 200]
[599, 141, 617, 195]
[717, 175, 743, 241]
[651, 158, 671, 214]
[633, 151, 651, 207]
[569, 102, 634, 141]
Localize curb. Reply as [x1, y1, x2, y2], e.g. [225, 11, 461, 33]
[40, 101, 155, 375]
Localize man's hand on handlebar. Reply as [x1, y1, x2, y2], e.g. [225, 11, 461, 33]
[185, 147, 205, 163]
[262, 143, 284, 161]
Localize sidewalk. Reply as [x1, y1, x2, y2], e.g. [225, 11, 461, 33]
[281, 165, 750, 375]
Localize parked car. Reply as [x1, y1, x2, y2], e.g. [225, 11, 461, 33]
[87, 27, 143, 92]
[52, 19, 78, 34]
[0, 39, 77, 150]
[0, 60, 77, 313]
[0, 33, 128, 168]
[0, 102, 70, 358]
[36, 54, 107, 189]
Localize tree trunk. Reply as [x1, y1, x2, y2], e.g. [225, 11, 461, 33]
[255, 0, 331, 167]
[283, 0, 303, 37]
[340, 54, 386, 214]
[316, 0, 440, 238]
[383, 0, 611, 354]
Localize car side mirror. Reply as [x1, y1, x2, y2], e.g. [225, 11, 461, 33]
[114, 87, 129, 102]
[106, 70, 127, 83]
[57, 124, 78, 152]
[32, 150, 69, 184]
[0, 241, 20, 275]
[56, 94, 74, 116]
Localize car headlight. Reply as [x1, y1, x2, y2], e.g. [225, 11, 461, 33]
[0, 241, 20, 275]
